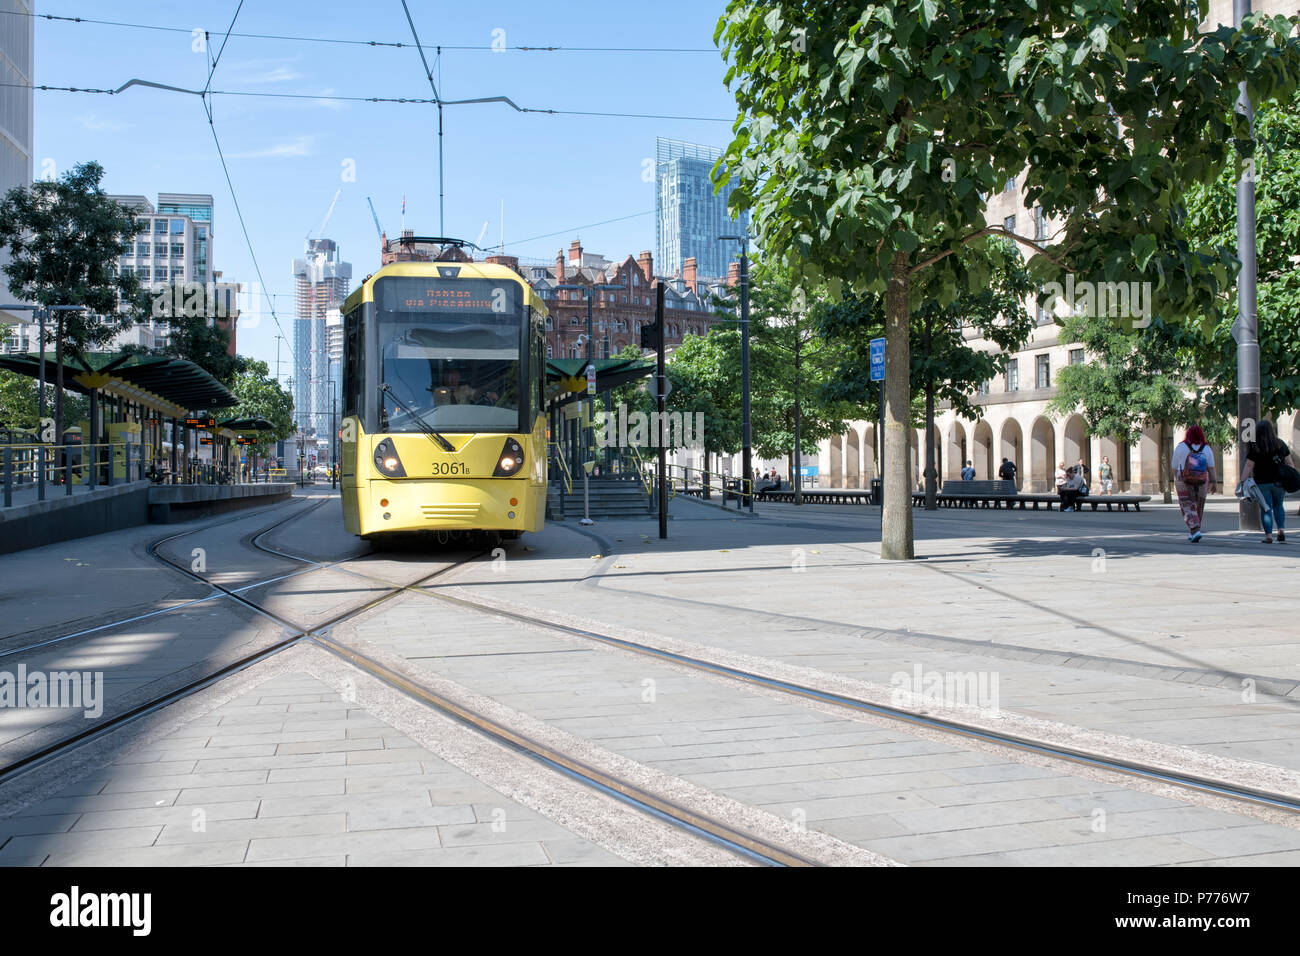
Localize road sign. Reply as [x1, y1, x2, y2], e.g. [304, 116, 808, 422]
[586, 363, 597, 395]
[870, 338, 885, 381]
[646, 375, 672, 400]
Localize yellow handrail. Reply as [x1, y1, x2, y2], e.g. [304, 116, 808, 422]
[548, 442, 572, 494]
[626, 445, 652, 496]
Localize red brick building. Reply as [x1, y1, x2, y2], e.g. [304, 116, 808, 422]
[525, 242, 735, 359]
[375, 234, 736, 359]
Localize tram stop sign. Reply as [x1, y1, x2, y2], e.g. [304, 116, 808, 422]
[645, 374, 672, 400]
[586, 363, 597, 395]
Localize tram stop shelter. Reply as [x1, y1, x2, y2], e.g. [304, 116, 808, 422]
[0, 350, 241, 486]
[545, 356, 655, 479]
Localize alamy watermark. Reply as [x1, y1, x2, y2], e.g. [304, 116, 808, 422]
[595, 403, 704, 450]
[889, 664, 1000, 716]
[1037, 274, 1151, 329]
[0, 665, 104, 718]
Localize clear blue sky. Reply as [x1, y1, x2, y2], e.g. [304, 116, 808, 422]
[31, 0, 737, 380]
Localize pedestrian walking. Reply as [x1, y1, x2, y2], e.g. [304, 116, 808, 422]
[1239, 418, 1297, 544]
[1172, 425, 1217, 542]
[1098, 456, 1114, 495]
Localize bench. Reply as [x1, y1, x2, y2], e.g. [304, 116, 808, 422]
[912, 479, 1020, 509]
[910, 480, 1151, 512]
[1010, 492, 1151, 512]
[759, 487, 874, 504]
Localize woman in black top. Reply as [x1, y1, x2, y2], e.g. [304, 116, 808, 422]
[1240, 418, 1296, 543]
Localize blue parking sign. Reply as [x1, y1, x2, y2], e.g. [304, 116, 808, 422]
[870, 338, 885, 381]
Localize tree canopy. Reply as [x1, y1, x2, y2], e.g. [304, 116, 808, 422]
[1182, 84, 1300, 427]
[716, 1, 1300, 557]
[227, 359, 294, 458]
[0, 161, 149, 442]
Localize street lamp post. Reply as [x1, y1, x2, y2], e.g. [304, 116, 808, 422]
[719, 235, 752, 512]
[1235, 0, 1262, 532]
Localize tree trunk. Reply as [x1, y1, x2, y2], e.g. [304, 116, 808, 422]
[924, 312, 937, 510]
[54, 318, 65, 448]
[924, 386, 938, 510]
[882, 252, 914, 560]
[793, 338, 803, 506]
[1160, 420, 1173, 504]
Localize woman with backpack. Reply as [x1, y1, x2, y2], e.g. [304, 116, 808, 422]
[1239, 418, 1298, 543]
[1171, 425, 1217, 542]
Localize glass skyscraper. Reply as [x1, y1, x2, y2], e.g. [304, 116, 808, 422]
[654, 137, 749, 279]
[0, 0, 33, 336]
[291, 239, 351, 438]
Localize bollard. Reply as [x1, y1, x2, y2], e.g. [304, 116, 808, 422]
[65, 454, 72, 495]
[3, 446, 11, 508]
[106, 444, 113, 486]
[37, 445, 45, 502]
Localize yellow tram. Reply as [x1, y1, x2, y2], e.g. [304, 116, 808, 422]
[339, 250, 548, 540]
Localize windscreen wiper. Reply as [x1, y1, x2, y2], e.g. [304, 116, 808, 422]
[379, 383, 456, 452]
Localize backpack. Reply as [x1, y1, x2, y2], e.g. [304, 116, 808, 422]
[1274, 450, 1300, 494]
[1180, 445, 1209, 485]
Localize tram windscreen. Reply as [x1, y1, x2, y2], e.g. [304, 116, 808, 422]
[374, 277, 523, 433]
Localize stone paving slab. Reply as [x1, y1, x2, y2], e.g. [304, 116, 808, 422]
[436, 498, 1300, 775]
[0, 671, 628, 867]
[352, 586, 1300, 867]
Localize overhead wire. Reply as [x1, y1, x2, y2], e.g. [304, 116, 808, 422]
[5, 9, 716, 53]
[196, 2, 298, 374]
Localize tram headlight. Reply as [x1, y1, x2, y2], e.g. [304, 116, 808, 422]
[374, 439, 406, 477]
[493, 438, 525, 477]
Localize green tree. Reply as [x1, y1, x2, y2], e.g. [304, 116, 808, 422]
[716, 2, 1300, 557]
[1182, 85, 1300, 428]
[1049, 316, 1206, 503]
[227, 359, 294, 459]
[0, 161, 149, 444]
[664, 328, 742, 483]
[741, 262, 864, 499]
[818, 239, 1036, 507]
[144, 280, 241, 383]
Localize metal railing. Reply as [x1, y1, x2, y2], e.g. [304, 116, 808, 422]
[626, 445, 653, 497]
[666, 463, 753, 511]
[548, 442, 573, 494]
[1, 440, 256, 508]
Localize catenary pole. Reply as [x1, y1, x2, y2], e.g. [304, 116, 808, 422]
[1234, 0, 1262, 531]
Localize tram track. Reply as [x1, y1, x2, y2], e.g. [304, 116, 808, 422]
[0, 497, 827, 867]
[0, 497, 471, 787]
[268, 536, 1300, 822]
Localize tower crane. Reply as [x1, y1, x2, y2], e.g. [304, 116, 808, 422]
[366, 197, 385, 239]
[308, 189, 342, 241]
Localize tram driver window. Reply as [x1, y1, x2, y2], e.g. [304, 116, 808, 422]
[375, 277, 524, 433]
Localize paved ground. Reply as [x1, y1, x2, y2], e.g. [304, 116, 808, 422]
[2, 489, 1298, 866]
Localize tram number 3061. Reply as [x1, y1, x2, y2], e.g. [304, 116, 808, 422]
[432, 461, 470, 476]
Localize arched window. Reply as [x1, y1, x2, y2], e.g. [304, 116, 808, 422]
[546, 344, 553, 359]
[569, 345, 578, 359]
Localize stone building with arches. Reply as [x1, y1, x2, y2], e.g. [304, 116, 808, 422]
[816, 0, 1300, 498]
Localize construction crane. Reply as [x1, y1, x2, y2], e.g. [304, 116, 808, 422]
[308, 189, 342, 241]
[366, 197, 385, 239]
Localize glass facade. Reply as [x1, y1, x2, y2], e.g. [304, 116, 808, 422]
[655, 137, 749, 280]
[0, 2, 33, 327]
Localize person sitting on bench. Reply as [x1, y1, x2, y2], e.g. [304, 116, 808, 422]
[1059, 466, 1087, 512]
